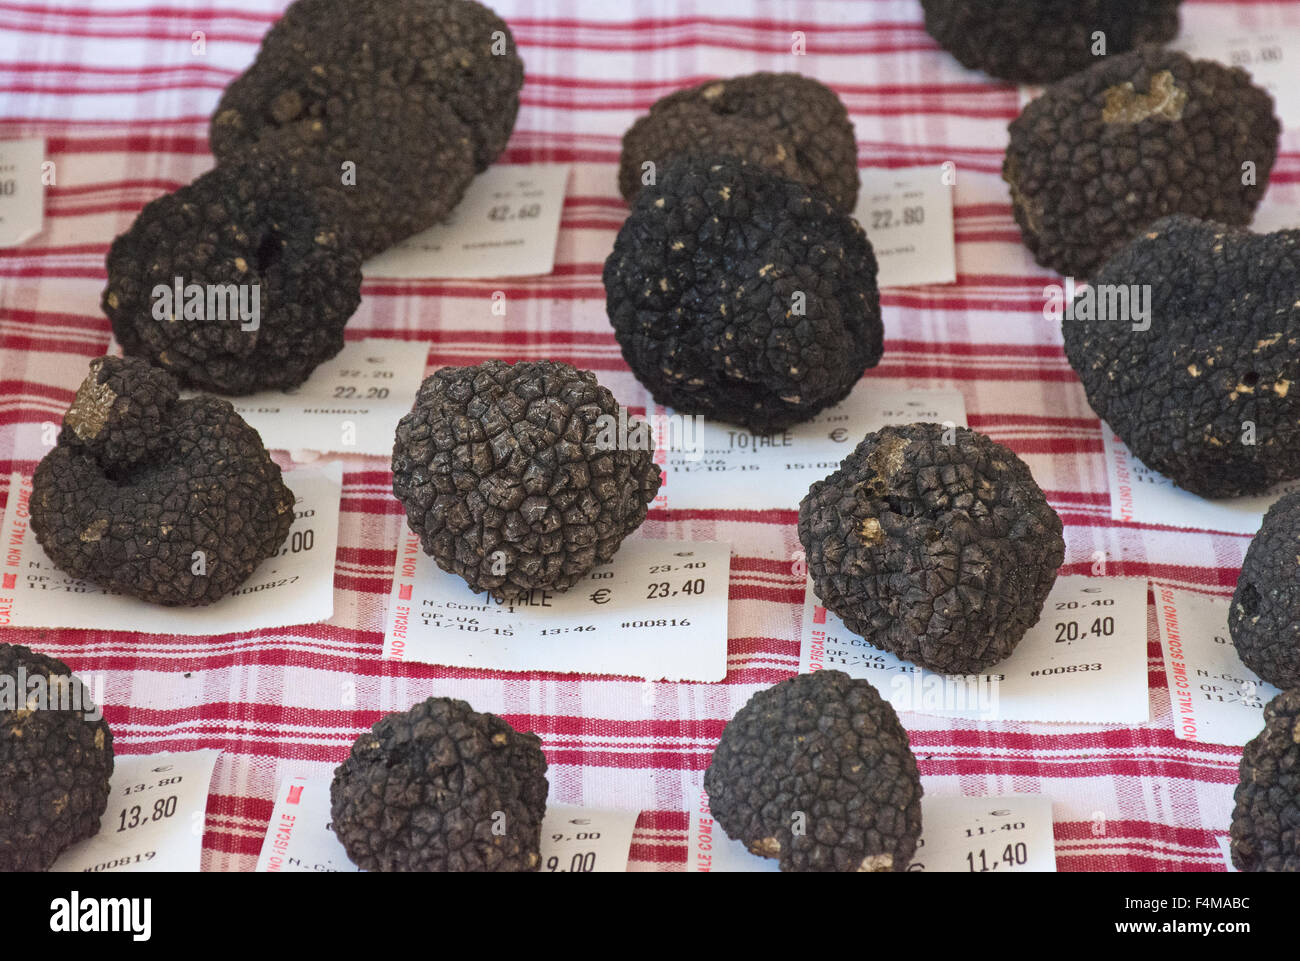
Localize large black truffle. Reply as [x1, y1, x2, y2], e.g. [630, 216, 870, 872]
[1064, 216, 1300, 498]
[104, 163, 362, 394]
[330, 696, 548, 872]
[210, 0, 523, 174]
[704, 670, 922, 872]
[31, 356, 295, 607]
[1231, 688, 1300, 871]
[1004, 48, 1278, 279]
[619, 72, 859, 212]
[0, 645, 114, 871]
[604, 156, 882, 434]
[922, 0, 1183, 83]
[799, 423, 1064, 674]
[1231, 493, 1300, 689]
[392, 360, 662, 600]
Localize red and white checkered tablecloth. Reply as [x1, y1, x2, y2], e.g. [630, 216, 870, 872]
[2, 0, 1297, 873]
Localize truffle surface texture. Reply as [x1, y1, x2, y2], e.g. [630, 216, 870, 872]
[619, 72, 859, 212]
[604, 156, 882, 434]
[704, 670, 922, 872]
[922, 0, 1183, 82]
[1003, 47, 1278, 278]
[0, 645, 114, 871]
[330, 696, 549, 872]
[1231, 492, 1300, 688]
[392, 360, 662, 600]
[1064, 215, 1300, 498]
[104, 164, 362, 394]
[31, 356, 295, 607]
[798, 423, 1064, 673]
[1231, 688, 1300, 872]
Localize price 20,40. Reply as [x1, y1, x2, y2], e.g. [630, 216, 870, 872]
[1054, 617, 1115, 643]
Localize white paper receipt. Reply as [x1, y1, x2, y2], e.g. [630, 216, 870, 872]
[383, 537, 730, 681]
[0, 463, 341, 634]
[0, 138, 45, 246]
[1174, 31, 1300, 127]
[224, 339, 427, 456]
[854, 165, 956, 288]
[364, 164, 569, 279]
[257, 775, 638, 873]
[659, 384, 967, 511]
[1104, 429, 1295, 535]
[52, 750, 222, 873]
[1153, 585, 1280, 747]
[801, 575, 1149, 724]
[688, 788, 1055, 872]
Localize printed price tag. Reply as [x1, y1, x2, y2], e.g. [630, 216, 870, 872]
[364, 164, 569, 279]
[0, 463, 341, 634]
[52, 750, 221, 873]
[688, 789, 1055, 872]
[0, 138, 45, 246]
[222, 339, 427, 456]
[1174, 31, 1300, 127]
[659, 384, 968, 511]
[256, 776, 637, 873]
[853, 166, 956, 288]
[383, 537, 730, 680]
[1153, 585, 1279, 746]
[1103, 430, 1291, 535]
[801, 576, 1149, 724]
[1216, 835, 1237, 872]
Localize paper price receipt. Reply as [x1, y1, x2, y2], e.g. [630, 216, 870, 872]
[0, 138, 45, 246]
[854, 166, 957, 288]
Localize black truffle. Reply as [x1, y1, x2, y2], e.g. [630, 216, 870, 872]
[1004, 48, 1278, 279]
[1231, 492, 1300, 688]
[604, 156, 882, 434]
[798, 423, 1064, 674]
[210, 0, 524, 174]
[921, 0, 1183, 83]
[103, 163, 362, 394]
[0, 644, 114, 871]
[1064, 215, 1300, 498]
[392, 360, 662, 600]
[619, 72, 859, 212]
[330, 696, 548, 872]
[31, 356, 295, 607]
[1231, 688, 1300, 871]
[704, 670, 922, 872]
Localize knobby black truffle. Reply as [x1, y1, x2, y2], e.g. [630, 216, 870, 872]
[1064, 216, 1300, 498]
[798, 423, 1065, 674]
[1231, 688, 1300, 871]
[921, 0, 1183, 83]
[1004, 48, 1278, 279]
[103, 163, 362, 394]
[0, 645, 114, 871]
[604, 156, 882, 434]
[330, 696, 549, 872]
[1231, 492, 1300, 689]
[31, 356, 295, 607]
[619, 72, 860, 212]
[704, 670, 922, 872]
[392, 360, 662, 600]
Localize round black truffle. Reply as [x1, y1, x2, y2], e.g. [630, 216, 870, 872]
[922, 0, 1183, 83]
[330, 696, 549, 872]
[604, 156, 882, 434]
[1004, 47, 1278, 279]
[1064, 216, 1300, 498]
[103, 163, 362, 394]
[704, 670, 922, 872]
[1231, 492, 1300, 688]
[392, 360, 662, 600]
[798, 423, 1065, 674]
[31, 356, 295, 607]
[619, 72, 859, 212]
[210, 0, 524, 174]
[1231, 688, 1300, 872]
[0, 644, 114, 871]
